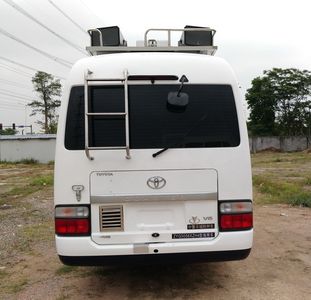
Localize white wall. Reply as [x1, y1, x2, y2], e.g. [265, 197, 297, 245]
[249, 136, 311, 153]
[0, 135, 56, 163]
[1, 135, 311, 163]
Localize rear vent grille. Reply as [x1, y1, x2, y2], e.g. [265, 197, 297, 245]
[100, 205, 124, 232]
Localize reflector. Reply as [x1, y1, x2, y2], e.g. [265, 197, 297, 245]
[55, 218, 90, 235]
[220, 213, 253, 231]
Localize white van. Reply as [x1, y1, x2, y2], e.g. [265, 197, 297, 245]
[54, 27, 253, 265]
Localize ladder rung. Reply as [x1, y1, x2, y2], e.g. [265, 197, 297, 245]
[84, 69, 131, 160]
[87, 146, 127, 150]
[86, 112, 126, 116]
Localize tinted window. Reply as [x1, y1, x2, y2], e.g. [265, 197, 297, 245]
[65, 85, 240, 150]
[65, 86, 84, 150]
[89, 86, 125, 147]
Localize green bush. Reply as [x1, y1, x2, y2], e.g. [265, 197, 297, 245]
[253, 175, 311, 207]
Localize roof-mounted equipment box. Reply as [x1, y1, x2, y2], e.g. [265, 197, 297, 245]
[179, 25, 215, 46]
[86, 26, 217, 56]
[88, 26, 127, 46]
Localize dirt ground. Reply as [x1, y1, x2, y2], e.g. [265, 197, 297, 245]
[0, 162, 310, 300]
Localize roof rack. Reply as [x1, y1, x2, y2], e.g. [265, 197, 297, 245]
[86, 27, 217, 56]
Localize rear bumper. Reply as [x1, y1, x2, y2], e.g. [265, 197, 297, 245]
[56, 229, 253, 265]
[60, 248, 251, 266]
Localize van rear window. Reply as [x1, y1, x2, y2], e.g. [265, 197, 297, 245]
[65, 85, 240, 150]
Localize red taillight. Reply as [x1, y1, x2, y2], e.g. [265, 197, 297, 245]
[55, 205, 90, 236]
[220, 213, 253, 230]
[55, 218, 90, 235]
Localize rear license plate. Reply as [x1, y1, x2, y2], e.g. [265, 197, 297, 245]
[172, 232, 215, 239]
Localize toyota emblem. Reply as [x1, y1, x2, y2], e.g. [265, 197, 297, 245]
[147, 176, 166, 189]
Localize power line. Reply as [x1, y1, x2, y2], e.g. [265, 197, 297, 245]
[0, 27, 73, 68]
[0, 88, 33, 100]
[0, 103, 24, 107]
[0, 105, 24, 110]
[0, 97, 25, 104]
[0, 97, 30, 106]
[0, 64, 33, 78]
[0, 105, 24, 111]
[0, 56, 66, 80]
[0, 78, 31, 89]
[0, 56, 37, 72]
[0, 91, 33, 103]
[48, 0, 88, 36]
[0, 88, 61, 105]
[0, 61, 33, 76]
[0, 98, 26, 106]
[3, 0, 87, 55]
[0, 98, 26, 108]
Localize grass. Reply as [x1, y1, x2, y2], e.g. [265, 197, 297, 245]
[4, 186, 37, 198]
[0, 275, 28, 294]
[8, 278, 28, 294]
[56, 294, 70, 300]
[0, 158, 38, 165]
[30, 174, 53, 186]
[1, 153, 310, 211]
[21, 222, 53, 242]
[252, 152, 311, 207]
[19, 158, 39, 164]
[253, 174, 311, 207]
[1, 174, 53, 203]
[0, 270, 7, 280]
[252, 151, 311, 166]
[304, 177, 311, 185]
[55, 265, 77, 276]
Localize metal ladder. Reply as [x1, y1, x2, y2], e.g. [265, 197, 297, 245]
[84, 69, 131, 160]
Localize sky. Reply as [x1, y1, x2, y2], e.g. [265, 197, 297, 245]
[0, 0, 310, 134]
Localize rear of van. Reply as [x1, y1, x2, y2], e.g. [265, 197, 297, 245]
[54, 52, 253, 265]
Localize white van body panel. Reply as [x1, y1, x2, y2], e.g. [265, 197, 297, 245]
[54, 52, 252, 262]
[56, 230, 253, 256]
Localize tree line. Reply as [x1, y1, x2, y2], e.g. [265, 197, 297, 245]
[246, 68, 311, 136]
[2, 68, 310, 136]
[27, 68, 311, 136]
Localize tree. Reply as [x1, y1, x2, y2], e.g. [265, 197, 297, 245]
[246, 68, 311, 136]
[0, 128, 17, 135]
[246, 76, 276, 135]
[29, 71, 61, 134]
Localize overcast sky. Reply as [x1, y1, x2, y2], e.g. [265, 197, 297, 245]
[0, 0, 310, 133]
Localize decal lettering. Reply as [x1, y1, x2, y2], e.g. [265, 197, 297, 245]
[96, 172, 113, 176]
[187, 224, 215, 230]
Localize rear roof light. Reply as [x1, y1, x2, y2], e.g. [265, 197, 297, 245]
[220, 201, 252, 214]
[128, 75, 178, 81]
[55, 206, 89, 218]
